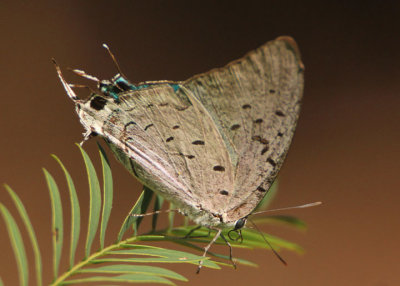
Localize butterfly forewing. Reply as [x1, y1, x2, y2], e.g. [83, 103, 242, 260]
[107, 83, 235, 216]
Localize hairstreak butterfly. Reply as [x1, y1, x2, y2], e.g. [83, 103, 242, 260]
[54, 36, 304, 271]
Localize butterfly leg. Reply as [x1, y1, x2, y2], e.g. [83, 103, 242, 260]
[173, 225, 210, 240]
[220, 232, 236, 269]
[196, 228, 222, 274]
[183, 226, 211, 239]
[182, 225, 201, 238]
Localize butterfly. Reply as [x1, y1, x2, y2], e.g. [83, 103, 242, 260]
[54, 36, 304, 271]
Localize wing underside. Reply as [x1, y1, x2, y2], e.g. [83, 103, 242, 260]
[93, 37, 304, 224]
[183, 37, 304, 220]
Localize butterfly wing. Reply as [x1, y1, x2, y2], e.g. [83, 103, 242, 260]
[182, 36, 304, 221]
[71, 36, 303, 227]
[95, 83, 235, 223]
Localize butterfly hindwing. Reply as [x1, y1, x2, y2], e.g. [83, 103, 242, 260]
[182, 37, 304, 220]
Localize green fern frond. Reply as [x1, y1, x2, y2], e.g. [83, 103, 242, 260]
[1, 144, 304, 285]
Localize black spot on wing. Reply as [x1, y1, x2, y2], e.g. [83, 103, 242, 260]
[254, 119, 263, 124]
[257, 186, 267, 192]
[275, 110, 285, 117]
[267, 157, 277, 167]
[172, 125, 180, 129]
[261, 146, 269, 155]
[230, 124, 241, 130]
[166, 136, 174, 142]
[277, 132, 283, 137]
[125, 121, 137, 128]
[213, 165, 225, 172]
[269, 89, 276, 94]
[144, 123, 154, 131]
[192, 140, 205, 145]
[219, 190, 229, 195]
[159, 102, 169, 106]
[242, 104, 251, 109]
[90, 96, 107, 110]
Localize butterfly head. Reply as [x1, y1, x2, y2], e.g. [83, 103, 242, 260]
[233, 216, 248, 230]
[226, 216, 248, 242]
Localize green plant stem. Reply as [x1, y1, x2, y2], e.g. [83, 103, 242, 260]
[51, 236, 141, 285]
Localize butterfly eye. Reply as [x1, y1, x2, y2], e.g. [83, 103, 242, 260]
[234, 217, 247, 230]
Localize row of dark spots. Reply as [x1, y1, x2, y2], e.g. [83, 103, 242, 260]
[232, 120, 263, 129]
[144, 123, 179, 131]
[275, 110, 285, 117]
[242, 104, 251, 109]
[252, 135, 270, 155]
[165, 125, 180, 141]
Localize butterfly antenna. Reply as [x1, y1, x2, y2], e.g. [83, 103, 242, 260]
[102, 43, 126, 78]
[251, 201, 322, 216]
[70, 68, 101, 83]
[52, 59, 79, 100]
[249, 219, 287, 266]
[68, 84, 97, 94]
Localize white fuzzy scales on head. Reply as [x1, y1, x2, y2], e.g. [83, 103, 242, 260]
[55, 36, 304, 230]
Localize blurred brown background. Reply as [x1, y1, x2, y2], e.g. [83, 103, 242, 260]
[0, 1, 399, 285]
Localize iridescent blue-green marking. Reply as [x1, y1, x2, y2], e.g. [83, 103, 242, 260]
[100, 74, 180, 101]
